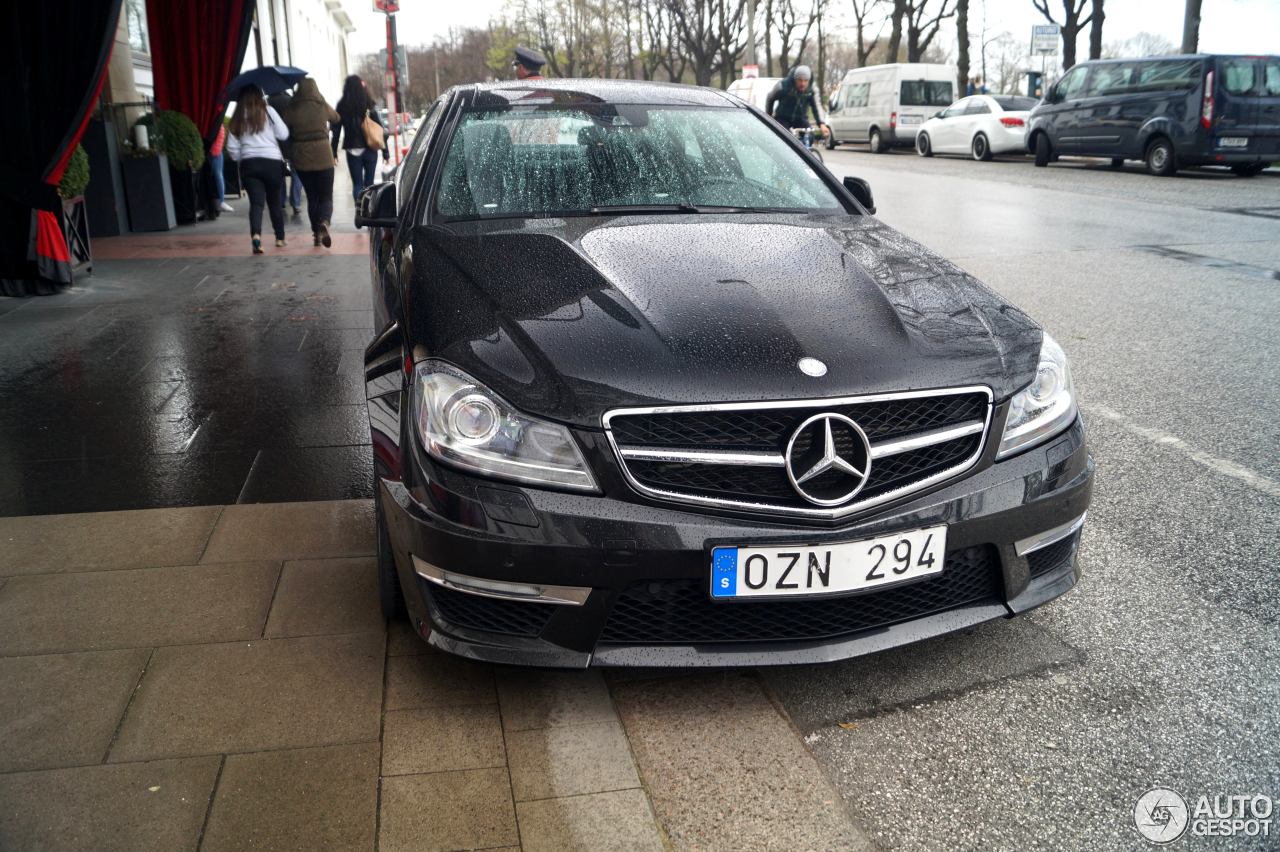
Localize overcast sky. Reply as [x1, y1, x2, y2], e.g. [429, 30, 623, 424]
[348, 0, 1279, 61]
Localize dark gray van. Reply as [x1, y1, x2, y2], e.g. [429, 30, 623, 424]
[1027, 54, 1279, 176]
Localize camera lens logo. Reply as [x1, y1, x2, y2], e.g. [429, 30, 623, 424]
[1134, 788, 1189, 843]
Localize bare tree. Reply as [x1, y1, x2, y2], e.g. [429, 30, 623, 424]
[988, 31, 1024, 94]
[1088, 0, 1103, 60]
[886, 0, 907, 61]
[956, 0, 969, 96]
[849, 0, 887, 66]
[1181, 0, 1202, 54]
[1032, 0, 1093, 70]
[770, 0, 822, 74]
[906, 0, 955, 63]
[1103, 31, 1175, 59]
[667, 0, 747, 86]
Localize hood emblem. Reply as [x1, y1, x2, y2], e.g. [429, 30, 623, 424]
[797, 357, 827, 377]
[784, 413, 872, 506]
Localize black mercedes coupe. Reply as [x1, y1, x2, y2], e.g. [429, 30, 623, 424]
[357, 79, 1093, 667]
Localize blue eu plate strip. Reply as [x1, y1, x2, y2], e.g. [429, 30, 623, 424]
[711, 548, 738, 598]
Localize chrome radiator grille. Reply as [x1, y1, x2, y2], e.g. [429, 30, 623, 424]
[604, 388, 992, 519]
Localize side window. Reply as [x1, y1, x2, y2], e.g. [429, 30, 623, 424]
[1056, 65, 1089, 99]
[964, 99, 992, 115]
[397, 100, 441, 212]
[1086, 63, 1134, 97]
[1134, 59, 1200, 93]
[1222, 59, 1257, 95]
[1265, 60, 1280, 96]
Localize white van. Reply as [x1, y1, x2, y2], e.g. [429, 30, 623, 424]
[726, 76, 783, 111]
[826, 63, 957, 152]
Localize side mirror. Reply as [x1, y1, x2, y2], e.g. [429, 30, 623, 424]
[355, 181, 397, 228]
[843, 176, 876, 215]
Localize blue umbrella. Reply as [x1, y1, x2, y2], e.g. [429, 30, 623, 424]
[222, 65, 308, 99]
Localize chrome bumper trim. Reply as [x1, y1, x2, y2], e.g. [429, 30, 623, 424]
[412, 556, 590, 605]
[1015, 512, 1087, 556]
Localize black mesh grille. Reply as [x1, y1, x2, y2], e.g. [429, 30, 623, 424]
[611, 393, 987, 450]
[599, 545, 1001, 644]
[611, 392, 988, 513]
[1027, 532, 1079, 578]
[425, 584, 556, 637]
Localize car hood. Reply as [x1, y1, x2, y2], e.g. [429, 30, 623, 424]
[407, 214, 1041, 428]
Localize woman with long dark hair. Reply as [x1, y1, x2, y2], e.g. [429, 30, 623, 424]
[285, 78, 340, 248]
[226, 85, 289, 254]
[332, 74, 388, 220]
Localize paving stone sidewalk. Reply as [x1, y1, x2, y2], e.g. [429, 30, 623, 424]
[0, 499, 869, 851]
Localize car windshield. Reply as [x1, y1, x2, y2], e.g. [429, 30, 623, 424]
[434, 104, 845, 221]
[993, 96, 1038, 111]
[900, 80, 954, 106]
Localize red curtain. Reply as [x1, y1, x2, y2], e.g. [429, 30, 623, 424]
[145, 0, 257, 141]
[0, 0, 123, 291]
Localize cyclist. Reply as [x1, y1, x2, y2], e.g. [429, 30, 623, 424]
[765, 65, 829, 140]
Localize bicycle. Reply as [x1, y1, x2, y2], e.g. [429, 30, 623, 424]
[791, 127, 826, 164]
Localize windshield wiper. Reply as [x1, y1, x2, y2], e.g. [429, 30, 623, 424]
[588, 203, 703, 214]
[587, 203, 807, 215]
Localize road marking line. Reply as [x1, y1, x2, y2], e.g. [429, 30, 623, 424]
[1092, 405, 1280, 498]
[193, 274, 210, 289]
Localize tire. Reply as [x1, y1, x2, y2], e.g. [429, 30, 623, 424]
[916, 132, 933, 157]
[1033, 133, 1051, 167]
[376, 496, 406, 620]
[1145, 137, 1177, 176]
[1110, 157, 1124, 169]
[1231, 163, 1264, 177]
[971, 133, 992, 161]
[869, 128, 886, 154]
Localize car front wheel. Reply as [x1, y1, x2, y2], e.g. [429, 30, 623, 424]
[916, 132, 932, 157]
[825, 132, 837, 150]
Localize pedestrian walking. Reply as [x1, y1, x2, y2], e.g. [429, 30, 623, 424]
[226, 85, 290, 255]
[285, 78, 341, 248]
[332, 75, 388, 224]
[269, 88, 304, 220]
[209, 124, 233, 212]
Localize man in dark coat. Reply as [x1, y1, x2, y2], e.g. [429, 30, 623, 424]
[766, 65, 829, 138]
[513, 46, 547, 79]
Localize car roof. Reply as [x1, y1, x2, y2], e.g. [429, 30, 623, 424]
[463, 78, 739, 108]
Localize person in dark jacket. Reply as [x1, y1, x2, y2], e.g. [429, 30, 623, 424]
[332, 75, 389, 220]
[285, 77, 341, 248]
[268, 88, 304, 218]
[766, 65, 829, 138]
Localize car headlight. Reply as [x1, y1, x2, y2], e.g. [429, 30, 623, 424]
[997, 332, 1078, 459]
[412, 361, 598, 492]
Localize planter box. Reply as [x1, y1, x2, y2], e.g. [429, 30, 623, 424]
[61, 196, 92, 281]
[170, 165, 198, 224]
[82, 118, 128, 237]
[122, 154, 176, 232]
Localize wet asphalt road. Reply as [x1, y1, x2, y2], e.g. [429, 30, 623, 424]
[772, 148, 1280, 847]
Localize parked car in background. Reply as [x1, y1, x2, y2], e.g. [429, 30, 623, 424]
[356, 79, 1093, 667]
[826, 63, 957, 152]
[1027, 54, 1279, 176]
[727, 76, 784, 111]
[915, 94, 1040, 160]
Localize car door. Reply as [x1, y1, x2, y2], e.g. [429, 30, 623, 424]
[932, 99, 969, 151]
[1075, 62, 1136, 156]
[828, 83, 851, 138]
[1042, 64, 1091, 152]
[961, 97, 993, 149]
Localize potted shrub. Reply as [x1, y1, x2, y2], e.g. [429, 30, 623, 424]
[136, 110, 205, 224]
[57, 144, 93, 279]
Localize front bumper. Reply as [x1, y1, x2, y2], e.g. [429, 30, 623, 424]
[381, 418, 1093, 667]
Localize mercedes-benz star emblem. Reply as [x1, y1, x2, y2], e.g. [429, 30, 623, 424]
[784, 413, 873, 506]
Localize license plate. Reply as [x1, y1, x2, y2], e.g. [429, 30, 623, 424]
[898, 115, 921, 126]
[710, 525, 947, 600]
[1219, 137, 1248, 148]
